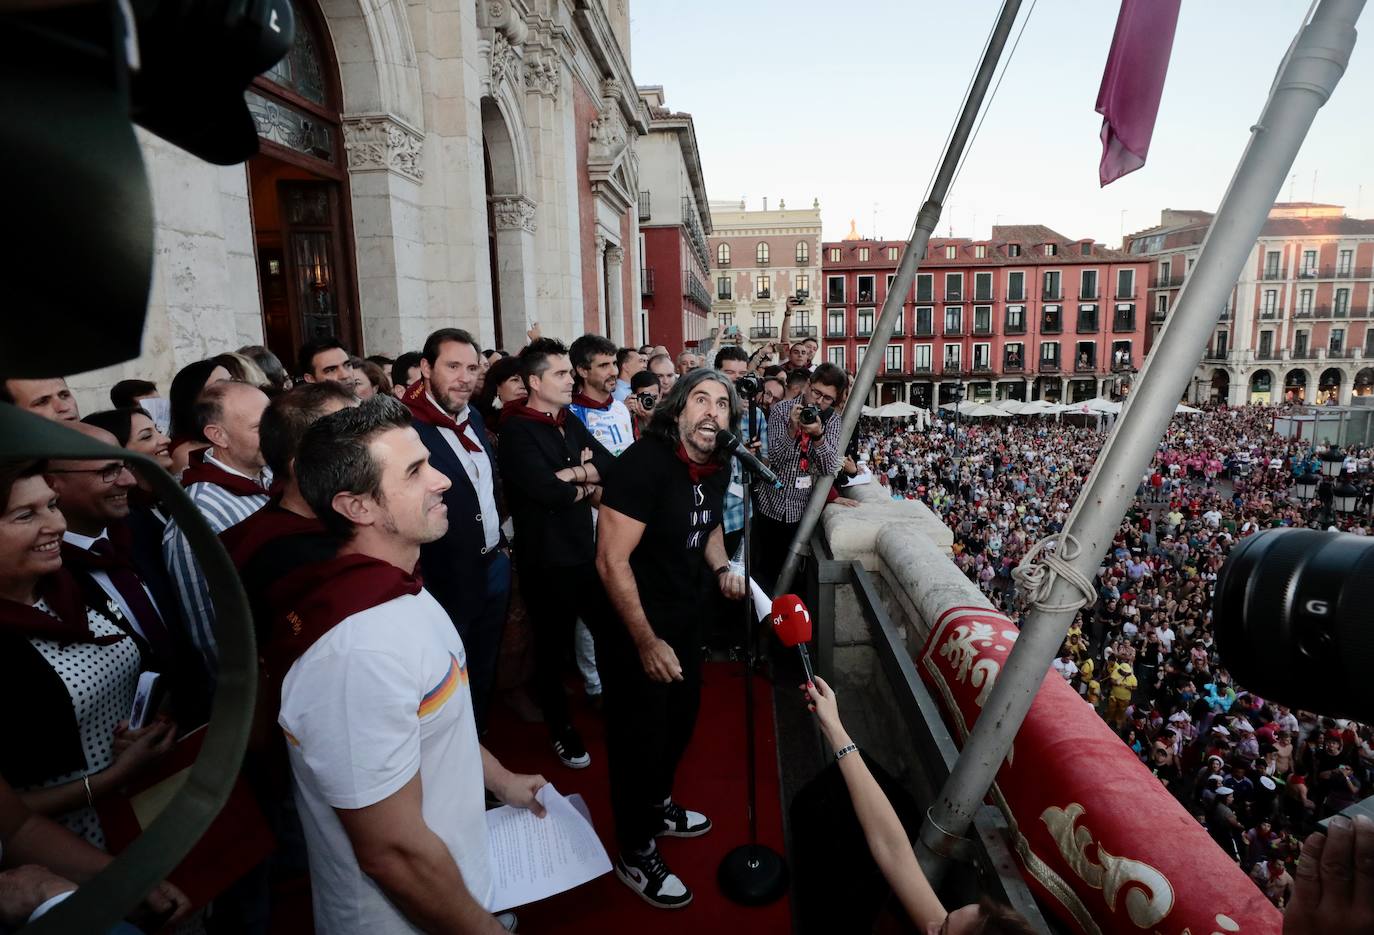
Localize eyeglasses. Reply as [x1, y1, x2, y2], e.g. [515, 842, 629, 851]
[810, 387, 838, 406]
[48, 461, 132, 485]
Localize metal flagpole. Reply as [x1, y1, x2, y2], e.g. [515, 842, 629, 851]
[773, 0, 1025, 597]
[917, 0, 1364, 886]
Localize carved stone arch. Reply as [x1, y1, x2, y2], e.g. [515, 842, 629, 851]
[317, 0, 424, 130]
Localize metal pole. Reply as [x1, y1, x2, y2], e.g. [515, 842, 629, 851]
[917, 0, 1363, 886]
[774, 0, 1024, 596]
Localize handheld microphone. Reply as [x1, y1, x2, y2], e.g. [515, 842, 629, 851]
[716, 428, 784, 490]
[770, 594, 815, 684]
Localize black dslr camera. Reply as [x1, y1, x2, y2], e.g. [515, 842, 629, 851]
[735, 374, 762, 399]
[798, 404, 821, 426]
[1214, 528, 1374, 722]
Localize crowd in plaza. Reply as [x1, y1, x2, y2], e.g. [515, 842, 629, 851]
[860, 402, 1374, 908]
[3, 314, 1371, 931]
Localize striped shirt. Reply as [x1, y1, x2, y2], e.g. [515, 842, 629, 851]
[755, 396, 843, 524]
[163, 452, 272, 669]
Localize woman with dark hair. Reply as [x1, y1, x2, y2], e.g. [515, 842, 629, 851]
[472, 354, 527, 428]
[0, 460, 174, 850]
[81, 408, 172, 475]
[167, 358, 231, 474]
[804, 677, 1036, 935]
[238, 344, 291, 394]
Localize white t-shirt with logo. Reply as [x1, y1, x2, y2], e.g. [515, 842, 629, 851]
[279, 590, 490, 933]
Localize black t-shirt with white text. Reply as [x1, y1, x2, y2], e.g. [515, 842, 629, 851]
[601, 435, 729, 633]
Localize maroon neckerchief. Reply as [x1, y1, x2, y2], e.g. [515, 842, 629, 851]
[262, 553, 423, 680]
[402, 381, 482, 453]
[219, 498, 326, 570]
[502, 400, 568, 429]
[675, 443, 723, 485]
[0, 567, 125, 645]
[180, 448, 269, 497]
[571, 391, 612, 411]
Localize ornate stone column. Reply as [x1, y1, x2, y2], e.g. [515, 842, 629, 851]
[603, 243, 625, 345]
[490, 195, 538, 350]
[594, 234, 609, 336]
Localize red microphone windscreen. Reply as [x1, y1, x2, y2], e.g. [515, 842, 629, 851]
[770, 594, 813, 647]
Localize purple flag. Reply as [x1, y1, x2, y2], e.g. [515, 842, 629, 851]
[1095, 0, 1182, 186]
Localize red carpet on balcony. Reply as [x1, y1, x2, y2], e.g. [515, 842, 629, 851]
[482, 661, 792, 934]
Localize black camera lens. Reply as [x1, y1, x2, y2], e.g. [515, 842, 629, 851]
[799, 405, 820, 425]
[634, 392, 656, 410]
[735, 374, 761, 398]
[1214, 528, 1374, 722]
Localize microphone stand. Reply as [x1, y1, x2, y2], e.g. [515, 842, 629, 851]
[719, 394, 789, 905]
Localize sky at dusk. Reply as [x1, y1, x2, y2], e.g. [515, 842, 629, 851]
[629, 1, 1373, 247]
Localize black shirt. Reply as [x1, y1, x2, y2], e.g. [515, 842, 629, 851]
[601, 435, 729, 631]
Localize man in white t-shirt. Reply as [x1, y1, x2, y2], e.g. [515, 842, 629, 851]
[280, 396, 546, 934]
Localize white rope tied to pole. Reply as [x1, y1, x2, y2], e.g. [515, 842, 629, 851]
[1011, 533, 1098, 615]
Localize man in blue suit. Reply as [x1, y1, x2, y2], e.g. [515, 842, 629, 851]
[401, 328, 509, 732]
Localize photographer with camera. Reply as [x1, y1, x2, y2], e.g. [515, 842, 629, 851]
[754, 362, 849, 594]
[715, 347, 768, 561]
[624, 371, 660, 441]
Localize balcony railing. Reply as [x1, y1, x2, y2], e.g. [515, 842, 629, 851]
[945, 291, 963, 302]
[913, 362, 933, 374]
[1038, 359, 1061, 373]
[791, 324, 818, 338]
[1042, 289, 1062, 301]
[1079, 289, 1100, 301]
[1115, 290, 1137, 300]
[1074, 359, 1097, 373]
[717, 290, 733, 301]
[1004, 321, 1026, 335]
[858, 291, 875, 303]
[1255, 349, 1279, 360]
[641, 268, 655, 296]
[685, 270, 712, 310]
[1290, 348, 1319, 359]
[885, 365, 907, 375]
[826, 291, 845, 304]
[756, 289, 771, 300]
[942, 325, 963, 337]
[1076, 317, 1099, 334]
[974, 290, 995, 302]
[857, 324, 874, 338]
[971, 362, 994, 374]
[1003, 359, 1025, 373]
[940, 362, 966, 376]
[1007, 290, 1026, 302]
[1040, 319, 1063, 334]
[1261, 268, 1287, 281]
[1113, 316, 1136, 333]
[1203, 350, 1228, 361]
[972, 322, 993, 335]
[756, 256, 770, 267]
[638, 190, 651, 222]
[1148, 275, 1185, 288]
[1111, 357, 1135, 372]
[914, 325, 934, 337]
[750, 326, 778, 339]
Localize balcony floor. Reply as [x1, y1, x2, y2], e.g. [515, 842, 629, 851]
[482, 662, 792, 933]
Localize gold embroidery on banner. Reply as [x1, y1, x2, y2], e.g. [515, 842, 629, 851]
[1041, 803, 1175, 928]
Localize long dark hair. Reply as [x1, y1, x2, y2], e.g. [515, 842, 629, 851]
[644, 368, 740, 461]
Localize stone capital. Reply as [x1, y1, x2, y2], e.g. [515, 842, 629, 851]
[342, 114, 424, 183]
[604, 244, 625, 265]
[491, 195, 537, 233]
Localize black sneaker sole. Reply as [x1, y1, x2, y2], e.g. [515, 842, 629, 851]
[614, 864, 693, 909]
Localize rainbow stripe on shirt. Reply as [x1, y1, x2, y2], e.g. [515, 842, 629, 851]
[418, 652, 466, 717]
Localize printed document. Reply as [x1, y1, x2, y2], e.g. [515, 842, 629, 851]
[487, 785, 612, 911]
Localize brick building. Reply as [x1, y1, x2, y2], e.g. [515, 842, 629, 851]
[821, 226, 1150, 408]
[1127, 203, 1374, 405]
[635, 86, 713, 351]
[707, 199, 823, 353]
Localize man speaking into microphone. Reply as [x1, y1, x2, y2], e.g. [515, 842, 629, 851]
[595, 369, 748, 909]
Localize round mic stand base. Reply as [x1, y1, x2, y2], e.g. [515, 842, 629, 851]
[718, 843, 789, 906]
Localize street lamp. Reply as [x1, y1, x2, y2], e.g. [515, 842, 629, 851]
[1333, 480, 1360, 515]
[1319, 446, 1346, 478]
[1293, 471, 1319, 504]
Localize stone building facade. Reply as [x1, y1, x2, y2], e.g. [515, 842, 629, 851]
[72, 0, 647, 410]
[707, 199, 823, 354]
[1126, 203, 1374, 405]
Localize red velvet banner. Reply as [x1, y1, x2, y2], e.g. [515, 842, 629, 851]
[918, 604, 1280, 935]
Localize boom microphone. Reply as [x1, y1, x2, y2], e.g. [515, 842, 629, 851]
[716, 428, 784, 490]
[770, 594, 815, 684]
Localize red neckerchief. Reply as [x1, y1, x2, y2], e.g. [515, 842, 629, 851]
[262, 553, 423, 681]
[675, 443, 722, 484]
[571, 391, 612, 411]
[402, 381, 482, 453]
[219, 498, 327, 570]
[181, 448, 269, 497]
[0, 567, 125, 645]
[502, 400, 568, 428]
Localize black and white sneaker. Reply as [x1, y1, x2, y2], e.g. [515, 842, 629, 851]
[552, 725, 590, 769]
[658, 798, 712, 838]
[615, 843, 692, 909]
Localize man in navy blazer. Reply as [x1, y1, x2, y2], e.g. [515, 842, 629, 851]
[402, 327, 510, 732]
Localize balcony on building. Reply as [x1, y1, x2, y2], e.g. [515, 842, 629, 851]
[1006, 286, 1026, 302]
[827, 285, 844, 304]
[827, 323, 847, 338]
[1040, 312, 1062, 334]
[1114, 287, 1136, 300]
[942, 323, 963, 337]
[885, 363, 907, 375]
[1261, 267, 1287, 281]
[1003, 319, 1025, 335]
[1038, 358, 1061, 373]
[1203, 348, 1227, 361]
[1041, 287, 1062, 302]
[858, 290, 875, 303]
[857, 324, 874, 338]
[1255, 348, 1279, 360]
[1003, 356, 1025, 373]
[1074, 355, 1096, 373]
[971, 360, 993, 375]
[1079, 285, 1099, 301]
[974, 285, 995, 302]
[641, 268, 654, 296]
[913, 361, 933, 374]
[1111, 353, 1134, 372]
[637, 190, 651, 222]
[791, 324, 818, 339]
[750, 325, 778, 340]
[945, 287, 963, 303]
[1076, 309, 1099, 333]
[756, 288, 771, 300]
[940, 361, 965, 376]
[1112, 310, 1136, 332]
[1148, 274, 1184, 289]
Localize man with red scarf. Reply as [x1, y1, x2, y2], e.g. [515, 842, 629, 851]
[161, 379, 272, 669]
[568, 333, 634, 457]
[401, 327, 508, 733]
[498, 338, 616, 770]
[594, 369, 747, 909]
[278, 396, 544, 934]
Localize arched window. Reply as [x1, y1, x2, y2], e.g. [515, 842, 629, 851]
[796, 241, 809, 265]
[717, 243, 731, 267]
[757, 242, 770, 266]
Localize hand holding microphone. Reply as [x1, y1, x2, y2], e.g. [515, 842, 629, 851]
[770, 594, 815, 685]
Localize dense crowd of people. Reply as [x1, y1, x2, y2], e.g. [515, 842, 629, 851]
[859, 403, 1374, 909]
[2, 319, 1371, 932]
